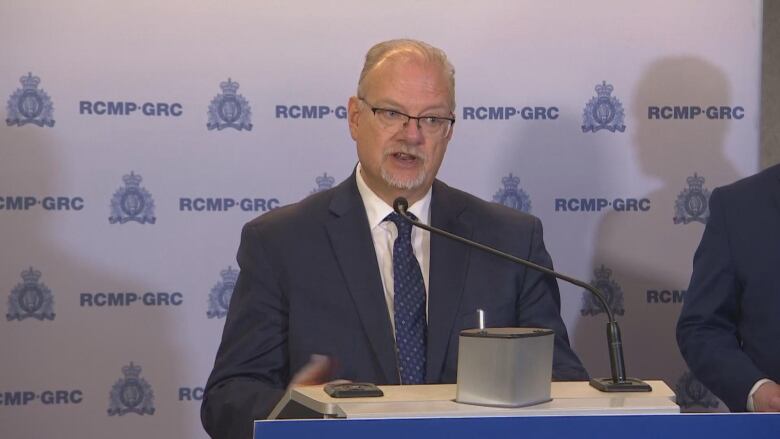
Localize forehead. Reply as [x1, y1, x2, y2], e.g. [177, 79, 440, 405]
[362, 56, 452, 111]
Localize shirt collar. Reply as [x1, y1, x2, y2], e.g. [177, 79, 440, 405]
[355, 162, 431, 229]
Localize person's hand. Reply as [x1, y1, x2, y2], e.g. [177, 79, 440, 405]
[753, 381, 780, 412]
[289, 354, 350, 387]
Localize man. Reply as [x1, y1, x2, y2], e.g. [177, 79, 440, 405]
[202, 39, 588, 438]
[677, 164, 780, 412]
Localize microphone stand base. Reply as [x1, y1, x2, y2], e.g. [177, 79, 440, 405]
[589, 377, 652, 392]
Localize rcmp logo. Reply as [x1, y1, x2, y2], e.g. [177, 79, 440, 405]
[581, 81, 625, 133]
[108, 362, 155, 416]
[6, 72, 55, 127]
[311, 172, 335, 194]
[675, 371, 719, 410]
[207, 78, 253, 131]
[492, 173, 532, 213]
[581, 264, 625, 316]
[673, 173, 710, 224]
[207, 266, 239, 319]
[109, 172, 156, 224]
[7, 267, 55, 321]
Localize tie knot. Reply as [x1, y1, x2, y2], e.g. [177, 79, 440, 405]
[385, 212, 417, 238]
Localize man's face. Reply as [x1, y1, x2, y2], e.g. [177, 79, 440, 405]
[348, 56, 454, 205]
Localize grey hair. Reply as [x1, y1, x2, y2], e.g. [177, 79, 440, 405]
[357, 39, 456, 110]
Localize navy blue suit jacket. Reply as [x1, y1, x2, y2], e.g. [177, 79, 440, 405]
[202, 173, 587, 438]
[677, 164, 780, 411]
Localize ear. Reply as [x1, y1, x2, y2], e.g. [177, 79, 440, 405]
[347, 96, 361, 141]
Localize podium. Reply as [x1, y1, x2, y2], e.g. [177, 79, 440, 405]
[268, 380, 677, 419]
[258, 381, 780, 439]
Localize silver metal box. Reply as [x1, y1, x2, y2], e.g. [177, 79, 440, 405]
[456, 327, 554, 407]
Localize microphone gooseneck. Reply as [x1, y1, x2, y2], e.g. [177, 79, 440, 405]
[391, 196, 650, 392]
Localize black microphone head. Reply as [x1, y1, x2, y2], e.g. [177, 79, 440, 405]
[393, 197, 409, 214]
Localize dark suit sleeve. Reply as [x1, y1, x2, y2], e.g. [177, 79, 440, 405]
[201, 223, 289, 439]
[676, 188, 765, 412]
[517, 217, 589, 381]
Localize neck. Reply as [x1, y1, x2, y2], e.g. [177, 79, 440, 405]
[382, 190, 424, 208]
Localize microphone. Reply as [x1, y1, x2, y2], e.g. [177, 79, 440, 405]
[392, 197, 651, 392]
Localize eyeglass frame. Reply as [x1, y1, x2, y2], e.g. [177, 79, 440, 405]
[357, 97, 456, 137]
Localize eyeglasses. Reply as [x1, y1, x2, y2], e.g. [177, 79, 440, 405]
[359, 97, 455, 137]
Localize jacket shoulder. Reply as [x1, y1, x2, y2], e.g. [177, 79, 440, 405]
[243, 187, 336, 235]
[438, 181, 540, 230]
[711, 165, 780, 212]
[717, 164, 780, 197]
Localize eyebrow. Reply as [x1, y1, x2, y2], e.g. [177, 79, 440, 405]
[372, 98, 452, 115]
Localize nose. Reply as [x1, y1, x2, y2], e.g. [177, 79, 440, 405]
[399, 118, 424, 143]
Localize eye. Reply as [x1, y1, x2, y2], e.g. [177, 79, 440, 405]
[381, 110, 403, 120]
[421, 116, 445, 127]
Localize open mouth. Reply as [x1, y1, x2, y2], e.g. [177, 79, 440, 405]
[392, 152, 418, 162]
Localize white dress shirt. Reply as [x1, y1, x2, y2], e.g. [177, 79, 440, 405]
[355, 163, 431, 335]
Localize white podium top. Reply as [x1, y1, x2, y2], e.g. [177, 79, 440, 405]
[269, 381, 679, 419]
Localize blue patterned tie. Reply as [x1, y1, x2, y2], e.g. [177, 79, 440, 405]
[386, 212, 427, 384]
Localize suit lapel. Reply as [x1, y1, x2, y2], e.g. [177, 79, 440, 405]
[426, 181, 472, 382]
[325, 174, 399, 384]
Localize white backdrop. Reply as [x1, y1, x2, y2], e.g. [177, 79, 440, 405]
[0, 1, 762, 437]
